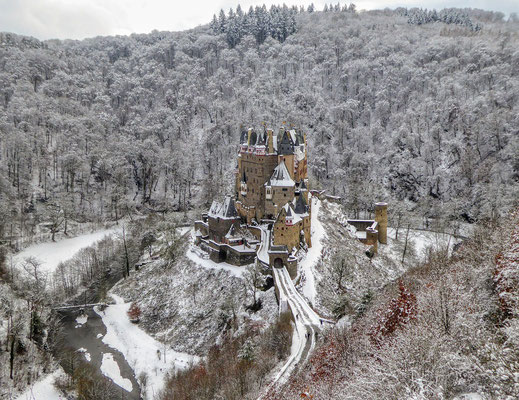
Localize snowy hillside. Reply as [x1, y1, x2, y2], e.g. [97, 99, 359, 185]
[110, 231, 278, 356]
[273, 209, 519, 400]
[298, 198, 410, 322]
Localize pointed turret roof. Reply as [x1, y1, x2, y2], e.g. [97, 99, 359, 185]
[270, 161, 295, 187]
[278, 129, 295, 155]
[294, 193, 308, 215]
[240, 129, 248, 144]
[280, 202, 301, 225]
[289, 129, 299, 146]
[249, 129, 257, 146]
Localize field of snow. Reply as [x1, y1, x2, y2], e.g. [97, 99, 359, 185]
[13, 227, 122, 273]
[387, 227, 460, 262]
[15, 369, 67, 400]
[95, 293, 200, 399]
[101, 352, 133, 392]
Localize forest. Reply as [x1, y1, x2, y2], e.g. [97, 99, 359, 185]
[1, 5, 518, 246]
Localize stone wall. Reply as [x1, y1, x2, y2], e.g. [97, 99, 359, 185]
[273, 219, 302, 250]
[237, 152, 278, 220]
[200, 239, 256, 266]
[265, 186, 295, 218]
[194, 220, 209, 236]
[207, 216, 239, 243]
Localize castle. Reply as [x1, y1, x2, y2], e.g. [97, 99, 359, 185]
[194, 126, 388, 272]
[194, 127, 311, 270]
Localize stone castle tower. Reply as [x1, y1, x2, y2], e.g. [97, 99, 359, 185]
[235, 127, 311, 249]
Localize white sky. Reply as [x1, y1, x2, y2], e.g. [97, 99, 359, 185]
[0, 0, 516, 40]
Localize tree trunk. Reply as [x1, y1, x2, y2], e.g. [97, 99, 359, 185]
[122, 226, 130, 278]
[9, 334, 15, 379]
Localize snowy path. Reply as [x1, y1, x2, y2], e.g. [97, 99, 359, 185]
[95, 293, 200, 400]
[267, 263, 336, 393]
[13, 227, 121, 273]
[271, 266, 319, 385]
[299, 196, 324, 305]
[257, 226, 270, 265]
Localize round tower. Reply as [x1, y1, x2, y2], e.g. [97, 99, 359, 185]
[374, 202, 388, 244]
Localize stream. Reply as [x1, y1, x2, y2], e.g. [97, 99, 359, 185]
[14, 227, 143, 399]
[56, 308, 141, 399]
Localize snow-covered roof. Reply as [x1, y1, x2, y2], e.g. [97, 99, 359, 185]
[225, 224, 239, 239]
[289, 129, 298, 145]
[270, 161, 295, 187]
[256, 130, 266, 146]
[208, 196, 239, 219]
[282, 203, 301, 224]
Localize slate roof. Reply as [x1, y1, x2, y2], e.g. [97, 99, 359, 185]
[270, 161, 295, 187]
[225, 224, 239, 239]
[209, 196, 239, 219]
[294, 194, 308, 215]
[278, 129, 295, 155]
[256, 130, 266, 146]
[240, 129, 248, 144]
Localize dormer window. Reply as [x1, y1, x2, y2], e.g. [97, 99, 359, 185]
[266, 185, 272, 200]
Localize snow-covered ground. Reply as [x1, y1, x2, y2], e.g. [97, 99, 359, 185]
[15, 369, 67, 400]
[95, 293, 200, 399]
[101, 352, 133, 392]
[299, 196, 325, 305]
[387, 227, 460, 262]
[13, 227, 122, 273]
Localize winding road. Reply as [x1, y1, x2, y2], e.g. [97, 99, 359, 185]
[256, 224, 330, 389]
[272, 266, 320, 384]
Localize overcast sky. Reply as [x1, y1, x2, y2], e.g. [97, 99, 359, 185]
[0, 0, 516, 40]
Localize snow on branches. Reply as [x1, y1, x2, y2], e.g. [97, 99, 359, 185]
[493, 209, 519, 318]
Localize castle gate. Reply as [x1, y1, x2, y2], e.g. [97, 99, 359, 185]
[273, 257, 284, 269]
